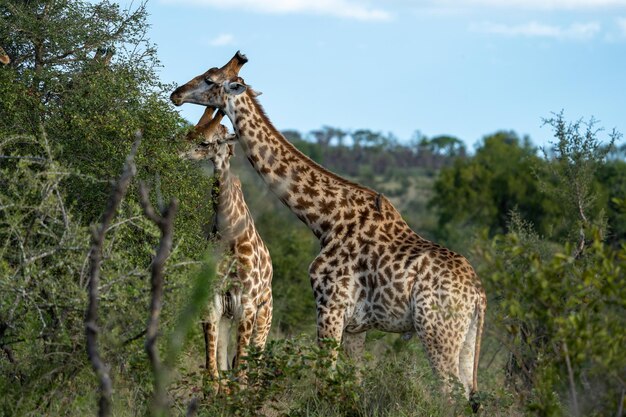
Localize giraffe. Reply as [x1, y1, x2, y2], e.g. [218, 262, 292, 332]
[170, 52, 487, 404]
[0, 46, 9, 65]
[182, 108, 273, 389]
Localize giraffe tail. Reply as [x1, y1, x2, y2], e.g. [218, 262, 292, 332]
[470, 294, 486, 413]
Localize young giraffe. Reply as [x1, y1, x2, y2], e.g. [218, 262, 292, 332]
[171, 52, 486, 403]
[183, 108, 273, 388]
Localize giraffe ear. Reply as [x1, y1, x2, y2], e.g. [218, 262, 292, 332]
[225, 81, 247, 95]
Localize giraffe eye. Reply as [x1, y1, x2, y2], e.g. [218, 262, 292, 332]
[204, 77, 215, 86]
[198, 142, 210, 147]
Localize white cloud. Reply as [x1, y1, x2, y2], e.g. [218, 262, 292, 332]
[473, 21, 601, 39]
[209, 33, 235, 46]
[161, 0, 391, 21]
[425, 0, 626, 11]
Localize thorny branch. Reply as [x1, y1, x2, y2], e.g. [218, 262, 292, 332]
[85, 139, 140, 417]
[138, 181, 178, 416]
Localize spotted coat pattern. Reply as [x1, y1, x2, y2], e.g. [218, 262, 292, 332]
[183, 109, 273, 386]
[171, 53, 486, 398]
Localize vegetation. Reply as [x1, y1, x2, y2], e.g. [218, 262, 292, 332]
[1, 1, 625, 416]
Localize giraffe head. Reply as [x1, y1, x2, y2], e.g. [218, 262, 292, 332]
[170, 51, 252, 109]
[181, 109, 237, 169]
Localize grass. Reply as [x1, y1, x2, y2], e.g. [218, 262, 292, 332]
[160, 330, 525, 417]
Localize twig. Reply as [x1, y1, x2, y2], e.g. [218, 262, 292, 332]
[85, 139, 140, 417]
[2, 345, 16, 363]
[122, 329, 147, 346]
[562, 341, 580, 417]
[138, 181, 178, 417]
[0, 155, 47, 161]
[615, 388, 624, 417]
[484, 341, 504, 371]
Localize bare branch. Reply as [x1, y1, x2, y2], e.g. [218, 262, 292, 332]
[561, 341, 580, 417]
[121, 329, 147, 346]
[85, 139, 140, 417]
[138, 181, 178, 417]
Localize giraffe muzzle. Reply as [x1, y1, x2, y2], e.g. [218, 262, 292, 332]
[170, 91, 184, 106]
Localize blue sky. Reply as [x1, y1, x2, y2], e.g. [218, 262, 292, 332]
[133, 0, 625, 148]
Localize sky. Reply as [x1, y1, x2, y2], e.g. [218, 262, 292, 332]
[130, 0, 625, 149]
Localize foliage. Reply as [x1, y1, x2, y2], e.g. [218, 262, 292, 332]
[431, 131, 556, 244]
[476, 224, 626, 416]
[0, 1, 211, 414]
[2, 2, 625, 417]
[539, 112, 622, 249]
[472, 116, 626, 416]
[0, 0, 213, 257]
[170, 335, 516, 417]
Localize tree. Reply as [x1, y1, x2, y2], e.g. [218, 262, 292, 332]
[430, 131, 555, 242]
[0, 0, 212, 255]
[540, 112, 620, 255]
[423, 135, 466, 157]
[473, 115, 625, 417]
[0, 1, 213, 414]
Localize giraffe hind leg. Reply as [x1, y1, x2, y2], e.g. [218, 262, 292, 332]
[412, 300, 464, 396]
[251, 295, 273, 349]
[459, 303, 480, 399]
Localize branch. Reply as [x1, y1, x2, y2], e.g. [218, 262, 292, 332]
[121, 329, 147, 346]
[138, 181, 178, 417]
[561, 341, 580, 417]
[85, 139, 140, 417]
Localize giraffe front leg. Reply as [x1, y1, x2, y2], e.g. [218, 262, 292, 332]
[202, 320, 220, 393]
[316, 305, 346, 365]
[342, 331, 365, 360]
[217, 316, 231, 371]
[342, 331, 366, 384]
[233, 305, 257, 386]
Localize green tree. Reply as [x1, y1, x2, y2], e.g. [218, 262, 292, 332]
[430, 131, 555, 243]
[0, 1, 212, 415]
[0, 0, 212, 252]
[474, 115, 625, 416]
[540, 112, 621, 252]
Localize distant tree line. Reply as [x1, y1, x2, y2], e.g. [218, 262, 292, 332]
[283, 127, 466, 176]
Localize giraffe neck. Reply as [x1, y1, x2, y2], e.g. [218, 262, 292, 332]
[213, 167, 249, 241]
[224, 93, 379, 240]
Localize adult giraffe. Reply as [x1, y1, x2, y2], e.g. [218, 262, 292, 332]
[170, 52, 486, 404]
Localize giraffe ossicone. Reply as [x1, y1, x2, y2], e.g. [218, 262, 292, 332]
[182, 107, 273, 391]
[171, 52, 487, 404]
